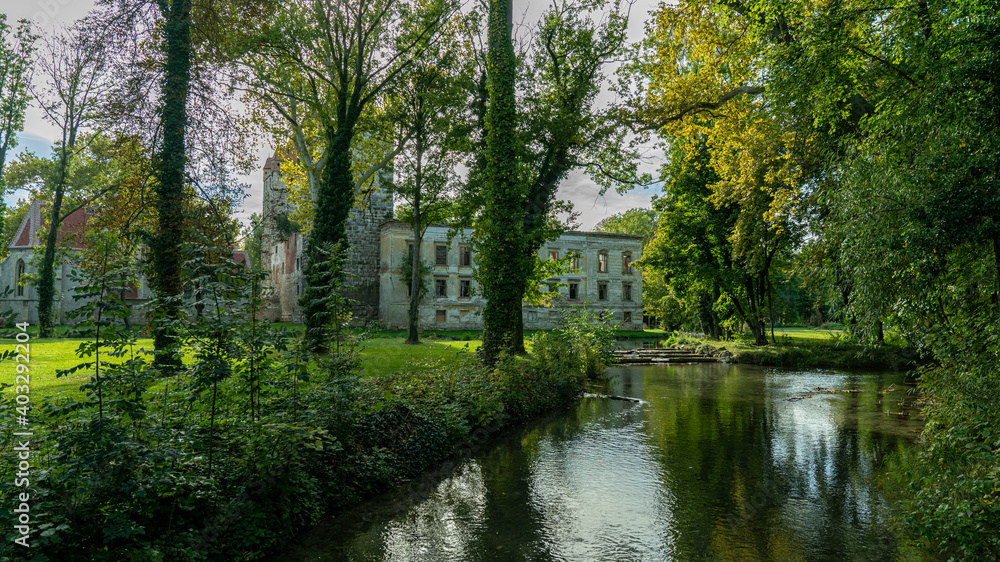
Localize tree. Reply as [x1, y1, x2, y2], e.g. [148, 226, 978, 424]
[90, 0, 257, 368]
[381, 2, 469, 345]
[241, 0, 453, 352]
[0, 16, 36, 254]
[241, 213, 263, 271]
[476, 0, 634, 361]
[31, 21, 110, 337]
[594, 207, 658, 242]
[639, 137, 794, 343]
[629, 0, 1000, 552]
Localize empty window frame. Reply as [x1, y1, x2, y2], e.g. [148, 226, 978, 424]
[624, 311, 632, 323]
[548, 249, 559, 261]
[570, 252, 580, 270]
[435, 278, 448, 297]
[459, 246, 472, 266]
[623, 253, 634, 274]
[460, 279, 471, 297]
[435, 244, 448, 265]
[15, 259, 25, 297]
[598, 282, 608, 300]
[569, 282, 579, 300]
[623, 282, 632, 302]
[598, 252, 608, 273]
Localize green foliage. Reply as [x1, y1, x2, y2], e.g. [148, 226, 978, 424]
[476, 0, 635, 360]
[594, 208, 659, 242]
[0, 14, 36, 194]
[532, 305, 618, 379]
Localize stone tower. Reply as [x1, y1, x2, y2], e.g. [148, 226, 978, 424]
[342, 167, 394, 321]
[260, 152, 393, 323]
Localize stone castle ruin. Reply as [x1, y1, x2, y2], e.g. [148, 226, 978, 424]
[260, 154, 645, 329]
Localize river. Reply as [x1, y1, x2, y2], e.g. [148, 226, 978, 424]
[278, 362, 924, 561]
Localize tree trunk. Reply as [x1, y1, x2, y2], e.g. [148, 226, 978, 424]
[767, 273, 775, 344]
[480, 0, 521, 364]
[152, 0, 193, 372]
[406, 116, 425, 344]
[37, 118, 78, 337]
[37, 185, 65, 338]
[302, 123, 356, 352]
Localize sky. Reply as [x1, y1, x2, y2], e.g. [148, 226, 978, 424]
[4, 0, 663, 230]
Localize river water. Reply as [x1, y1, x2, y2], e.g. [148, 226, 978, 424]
[280, 363, 924, 561]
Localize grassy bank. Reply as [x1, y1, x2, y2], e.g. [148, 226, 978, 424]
[662, 328, 915, 370]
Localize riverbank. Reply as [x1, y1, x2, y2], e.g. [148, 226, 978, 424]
[0, 323, 610, 561]
[653, 330, 917, 370]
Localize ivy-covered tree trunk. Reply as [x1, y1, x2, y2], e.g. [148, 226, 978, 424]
[37, 127, 78, 337]
[407, 113, 425, 344]
[479, 0, 522, 364]
[152, 0, 192, 370]
[301, 123, 356, 352]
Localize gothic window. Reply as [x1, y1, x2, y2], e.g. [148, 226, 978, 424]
[15, 259, 25, 297]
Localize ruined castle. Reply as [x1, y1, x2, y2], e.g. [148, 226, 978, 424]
[260, 155, 646, 330]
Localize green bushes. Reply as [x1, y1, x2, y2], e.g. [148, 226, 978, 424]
[896, 323, 1000, 560]
[1, 260, 599, 561]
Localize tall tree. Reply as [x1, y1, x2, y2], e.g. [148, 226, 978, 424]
[148, 0, 192, 367]
[0, 16, 36, 246]
[476, 0, 634, 361]
[242, 0, 453, 352]
[387, 14, 470, 344]
[31, 21, 109, 337]
[478, 0, 520, 362]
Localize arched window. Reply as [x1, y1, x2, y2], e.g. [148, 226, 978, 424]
[15, 259, 25, 297]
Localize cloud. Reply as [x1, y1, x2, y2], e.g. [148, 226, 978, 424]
[556, 170, 658, 230]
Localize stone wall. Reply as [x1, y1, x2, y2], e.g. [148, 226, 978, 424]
[379, 222, 645, 330]
[343, 174, 394, 323]
[260, 157, 393, 324]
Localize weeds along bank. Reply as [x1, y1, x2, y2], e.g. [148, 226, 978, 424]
[661, 331, 915, 370]
[0, 248, 612, 561]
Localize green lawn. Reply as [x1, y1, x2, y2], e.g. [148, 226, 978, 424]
[2, 333, 485, 400]
[3, 324, 667, 401]
[2, 338, 117, 401]
[771, 327, 844, 343]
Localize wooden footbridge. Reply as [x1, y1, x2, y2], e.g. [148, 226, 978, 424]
[612, 347, 718, 365]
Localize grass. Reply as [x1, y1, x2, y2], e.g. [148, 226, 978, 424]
[665, 326, 912, 370]
[3, 331, 486, 401]
[3, 338, 111, 401]
[4, 323, 668, 401]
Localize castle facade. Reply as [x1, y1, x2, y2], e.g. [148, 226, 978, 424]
[260, 156, 645, 329]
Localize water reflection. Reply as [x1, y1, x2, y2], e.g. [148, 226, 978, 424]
[281, 364, 922, 561]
